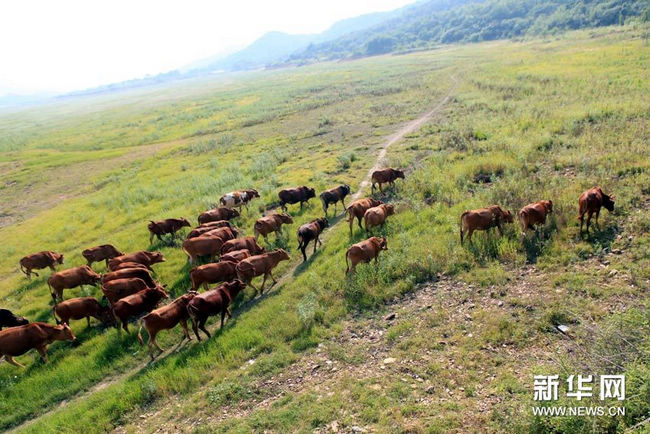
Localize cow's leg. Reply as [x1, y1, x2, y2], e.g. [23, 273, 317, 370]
[467, 229, 474, 243]
[180, 319, 191, 341]
[314, 237, 319, 253]
[86, 316, 91, 328]
[301, 244, 307, 262]
[203, 282, 209, 291]
[199, 319, 211, 339]
[226, 308, 232, 318]
[122, 321, 129, 333]
[259, 273, 268, 294]
[36, 346, 49, 363]
[191, 317, 201, 341]
[595, 209, 600, 228]
[379, 183, 383, 192]
[357, 216, 363, 230]
[247, 279, 260, 296]
[586, 211, 593, 235]
[371, 182, 376, 193]
[269, 269, 278, 285]
[497, 223, 504, 236]
[4, 356, 25, 368]
[151, 332, 164, 355]
[220, 310, 226, 329]
[300, 201, 304, 210]
[579, 213, 585, 236]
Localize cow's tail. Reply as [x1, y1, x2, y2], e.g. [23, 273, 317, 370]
[137, 321, 146, 346]
[345, 250, 350, 274]
[19, 262, 28, 276]
[47, 281, 56, 302]
[460, 211, 469, 244]
[187, 303, 199, 324]
[253, 222, 261, 241]
[181, 245, 192, 263]
[297, 230, 304, 249]
[52, 305, 61, 325]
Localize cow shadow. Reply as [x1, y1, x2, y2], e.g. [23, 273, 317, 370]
[521, 219, 559, 264]
[148, 236, 182, 250]
[579, 221, 619, 250]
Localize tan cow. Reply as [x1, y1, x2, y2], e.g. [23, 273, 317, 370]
[187, 280, 246, 340]
[253, 213, 294, 242]
[199, 226, 238, 241]
[102, 268, 156, 288]
[53, 297, 112, 327]
[221, 237, 265, 256]
[578, 187, 615, 237]
[189, 261, 238, 291]
[371, 168, 405, 192]
[81, 244, 124, 267]
[364, 204, 395, 233]
[236, 249, 290, 296]
[48, 265, 102, 302]
[345, 236, 388, 274]
[102, 278, 151, 305]
[112, 286, 169, 334]
[108, 261, 151, 272]
[148, 218, 191, 244]
[297, 218, 329, 262]
[0, 322, 75, 367]
[108, 251, 165, 270]
[186, 221, 232, 239]
[219, 249, 252, 263]
[19, 251, 64, 279]
[460, 205, 514, 244]
[346, 198, 384, 235]
[197, 207, 240, 225]
[182, 235, 225, 264]
[519, 200, 553, 236]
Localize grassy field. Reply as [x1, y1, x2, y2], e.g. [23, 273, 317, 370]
[0, 25, 648, 433]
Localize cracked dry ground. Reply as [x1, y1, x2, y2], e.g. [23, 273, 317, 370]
[120, 252, 644, 434]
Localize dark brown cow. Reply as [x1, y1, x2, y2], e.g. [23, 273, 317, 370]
[220, 189, 260, 211]
[82, 244, 124, 267]
[53, 297, 112, 327]
[371, 168, 405, 192]
[253, 213, 293, 242]
[108, 251, 165, 270]
[186, 221, 232, 239]
[102, 278, 151, 304]
[108, 261, 152, 272]
[519, 200, 553, 236]
[187, 280, 246, 340]
[219, 249, 251, 263]
[148, 218, 191, 244]
[137, 292, 197, 360]
[278, 186, 316, 211]
[198, 207, 240, 225]
[189, 261, 238, 291]
[112, 286, 169, 334]
[221, 237, 265, 256]
[236, 249, 290, 295]
[460, 205, 514, 244]
[48, 266, 102, 302]
[345, 236, 388, 274]
[346, 198, 384, 235]
[578, 187, 615, 236]
[19, 251, 64, 279]
[182, 236, 225, 264]
[0, 309, 29, 330]
[320, 184, 351, 216]
[199, 226, 238, 240]
[364, 204, 395, 233]
[297, 218, 329, 262]
[0, 322, 75, 367]
[102, 268, 156, 288]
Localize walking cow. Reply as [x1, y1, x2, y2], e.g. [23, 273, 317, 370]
[578, 187, 615, 237]
[371, 168, 405, 193]
[297, 218, 329, 262]
[0, 322, 75, 368]
[320, 185, 350, 216]
[345, 237, 388, 274]
[187, 280, 246, 340]
[148, 218, 191, 244]
[278, 186, 316, 212]
[19, 251, 64, 279]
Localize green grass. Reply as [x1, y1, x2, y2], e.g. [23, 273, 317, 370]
[1, 25, 649, 433]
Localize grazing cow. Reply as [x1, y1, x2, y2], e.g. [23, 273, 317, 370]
[253, 213, 294, 242]
[0, 322, 75, 367]
[186, 221, 232, 239]
[137, 292, 197, 360]
[460, 205, 514, 244]
[236, 249, 290, 295]
[102, 278, 151, 304]
[53, 297, 112, 327]
[278, 186, 316, 211]
[102, 268, 156, 288]
[220, 189, 260, 211]
[199, 226, 238, 241]
[0, 309, 29, 330]
[219, 249, 251, 263]
[182, 235, 225, 264]
[81, 244, 124, 267]
[346, 198, 384, 235]
[189, 261, 238, 291]
[197, 207, 240, 225]
[371, 168, 405, 192]
[108, 251, 165, 270]
[148, 218, 191, 244]
[112, 286, 169, 334]
[519, 200, 553, 236]
[578, 187, 615, 236]
[297, 218, 329, 262]
[48, 266, 102, 302]
[364, 204, 395, 233]
[320, 184, 351, 216]
[19, 251, 64, 279]
[187, 280, 246, 340]
[345, 236, 388, 274]
[221, 237, 265, 256]
[109, 261, 152, 272]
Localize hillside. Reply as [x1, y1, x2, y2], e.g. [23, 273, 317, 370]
[0, 26, 648, 433]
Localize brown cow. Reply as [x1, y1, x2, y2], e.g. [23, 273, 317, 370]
[345, 236, 388, 274]
[519, 200, 553, 236]
[137, 292, 197, 360]
[346, 198, 384, 235]
[278, 186, 316, 211]
[189, 261, 238, 291]
[297, 218, 329, 262]
[460, 205, 514, 244]
[19, 251, 64, 279]
[371, 168, 405, 192]
[48, 266, 102, 302]
[102, 278, 151, 304]
[0, 322, 75, 367]
[253, 213, 293, 242]
[108, 251, 165, 270]
[0, 309, 29, 330]
[102, 268, 156, 288]
[186, 221, 232, 239]
[219, 249, 252, 263]
[236, 249, 290, 295]
[182, 235, 225, 264]
[53, 297, 112, 327]
[148, 218, 191, 244]
[198, 207, 240, 225]
[220, 189, 260, 211]
[320, 184, 351, 216]
[364, 204, 395, 233]
[578, 187, 615, 237]
[108, 261, 152, 272]
[221, 237, 265, 256]
[187, 280, 246, 340]
[112, 286, 169, 334]
[199, 226, 238, 240]
[82, 244, 124, 267]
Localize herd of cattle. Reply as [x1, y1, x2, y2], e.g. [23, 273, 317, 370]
[0, 165, 615, 366]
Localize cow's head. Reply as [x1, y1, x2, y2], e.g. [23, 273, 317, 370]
[503, 210, 514, 223]
[275, 248, 291, 261]
[152, 285, 169, 300]
[602, 193, 615, 212]
[341, 184, 351, 195]
[149, 251, 166, 263]
[379, 237, 388, 250]
[371, 199, 384, 207]
[385, 204, 395, 216]
[181, 218, 191, 228]
[14, 315, 29, 327]
[543, 200, 553, 213]
[395, 169, 405, 180]
[229, 208, 241, 218]
[316, 217, 329, 229]
[83, 266, 102, 284]
[99, 306, 115, 326]
[53, 253, 64, 265]
[279, 213, 294, 224]
[225, 279, 246, 298]
[55, 324, 76, 341]
[249, 189, 260, 199]
[304, 187, 316, 199]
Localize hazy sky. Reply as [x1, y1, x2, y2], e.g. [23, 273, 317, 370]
[0, 0, 414, 95]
